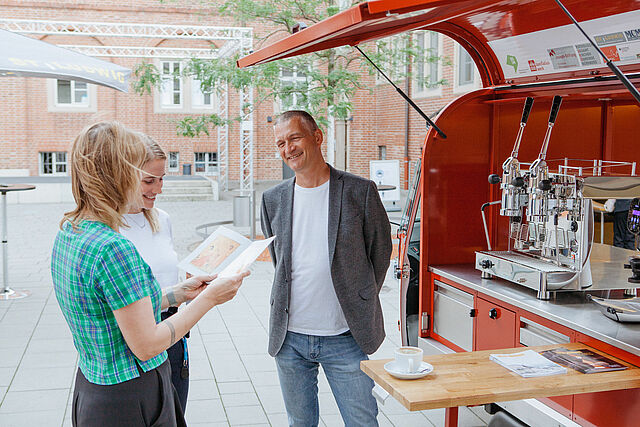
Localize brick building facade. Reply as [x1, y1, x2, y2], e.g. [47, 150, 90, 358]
[0, 1, 480, 189]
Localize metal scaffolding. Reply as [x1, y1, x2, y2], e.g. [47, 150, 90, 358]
[217, 82, 230, 191]
[0, 18, 254, 190]
[240, 88, 254, 191]
[60, 45, 218, 59]
[239, 32, 254, 192]
[0, 19, 250, 40]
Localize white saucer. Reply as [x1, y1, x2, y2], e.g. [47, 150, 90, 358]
[384, 361, 433, 379]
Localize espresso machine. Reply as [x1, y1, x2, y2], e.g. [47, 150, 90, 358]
[476, 96, 640, 299]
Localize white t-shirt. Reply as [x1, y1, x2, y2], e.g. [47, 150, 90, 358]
[288, 179, 349, 336]
[120, 209, 179, 290]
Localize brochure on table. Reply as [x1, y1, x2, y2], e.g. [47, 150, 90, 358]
[178, 226, 275, 278]
[540, 347, 627, 374]
[490, 350, 567, 378]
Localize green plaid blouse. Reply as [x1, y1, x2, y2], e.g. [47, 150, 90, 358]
[51, 220, 167, 385]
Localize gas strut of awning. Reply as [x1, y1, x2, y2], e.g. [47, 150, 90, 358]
[554, 0, 640, 105]
[354, 45, 447, 139]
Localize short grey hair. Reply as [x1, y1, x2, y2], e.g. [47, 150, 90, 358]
[274, 110, 319, 133]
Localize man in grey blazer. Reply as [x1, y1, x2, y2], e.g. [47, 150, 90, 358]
[261, 110, 392, 427]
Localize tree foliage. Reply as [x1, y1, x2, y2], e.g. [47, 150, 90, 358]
[135, 0, 445, 136]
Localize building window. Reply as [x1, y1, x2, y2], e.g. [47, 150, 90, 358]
[454, 43, 480, 93]
[56, 80, 89, 106]
[168, 152, 179, 172]
[47, 79, 96, 112]
[161, 61, 182, 107]
[279, 67, 308, 111]
[39, 152, 67, 176]
[156, 60, 218, 113]
[378, 146, 387, 160]
[191, 78, 214, 109]
[413, 31, 442, 97]
[194, 152, 218, 175]
[376, 35, 406, 84]
[458, 46, 475, 86]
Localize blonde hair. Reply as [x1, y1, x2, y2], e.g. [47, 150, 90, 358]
[62, 121, 146, 231]
[138, 134, 167, 233]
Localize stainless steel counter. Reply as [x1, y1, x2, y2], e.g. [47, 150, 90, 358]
[429, 264, 640, 357]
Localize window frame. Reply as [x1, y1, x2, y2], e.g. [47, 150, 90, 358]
[375, 35, 406, 85]
[160, 60, 183, 109]
[453, 42, 481, 94]
[191, 77, 215, 110]
[39, 151, 68, 176]
[155, 60, 219, 113]
[193, 152, 218, 176]
[412, 31, 443, 98]
[168, 152, 180, 172]
[378, 145, 387, 161]
[55, 80, 89, 106]
[47, 79, 97, 112]
[277, 66, 310, 112]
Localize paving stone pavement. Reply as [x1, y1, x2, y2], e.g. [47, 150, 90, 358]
[0, 194, 490, 426]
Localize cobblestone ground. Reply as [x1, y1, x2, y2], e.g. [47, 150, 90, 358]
[0, 196, 489, 426]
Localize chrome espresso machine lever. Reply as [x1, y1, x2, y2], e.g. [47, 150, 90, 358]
[527, 95, 562, 225]
[477, 95, 639, 300]
[497, 97, 534, 219]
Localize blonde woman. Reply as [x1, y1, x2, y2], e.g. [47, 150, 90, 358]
[51, 121, 249, 426]
[120, 135, 190, 413]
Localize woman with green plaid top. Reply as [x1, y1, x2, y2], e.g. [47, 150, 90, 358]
[51, 121, 249, 427]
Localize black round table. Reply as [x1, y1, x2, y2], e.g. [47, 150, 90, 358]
[376, 184, 397, 192]
[0, 184, 36, 300]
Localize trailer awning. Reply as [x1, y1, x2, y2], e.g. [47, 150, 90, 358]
[238, 0, 640, 86]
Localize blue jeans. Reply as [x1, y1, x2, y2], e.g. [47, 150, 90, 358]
[275, 331, 378, 427]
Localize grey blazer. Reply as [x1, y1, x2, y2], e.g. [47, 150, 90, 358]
[260, 165, 392, 356]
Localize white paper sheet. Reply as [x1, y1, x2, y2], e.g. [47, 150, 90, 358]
[218, 236, 275, 278]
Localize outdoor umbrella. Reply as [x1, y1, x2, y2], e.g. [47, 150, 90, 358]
[0, 28, 130, 92]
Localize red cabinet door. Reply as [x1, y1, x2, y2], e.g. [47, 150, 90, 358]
[573, 389, 640, 427]
[475, 297, 516, 351]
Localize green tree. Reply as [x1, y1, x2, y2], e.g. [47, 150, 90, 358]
[134, 0, 446, 137]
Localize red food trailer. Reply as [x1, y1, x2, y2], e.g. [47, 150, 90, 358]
[239, 1, 640, 425]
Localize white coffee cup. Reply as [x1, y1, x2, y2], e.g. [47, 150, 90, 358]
[394, 346, 423, 373]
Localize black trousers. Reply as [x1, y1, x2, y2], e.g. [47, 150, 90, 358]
[72, 360, 186, 427]
[614, 211, 636, 250]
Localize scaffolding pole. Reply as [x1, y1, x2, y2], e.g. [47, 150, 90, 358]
[240, 88, 254, 191]
[217, 82, 229, 191]
[239, 29, 254, 192]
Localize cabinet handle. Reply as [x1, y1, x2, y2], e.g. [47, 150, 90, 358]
[469, 309, 477, 318]
[489, 308, 498, 319]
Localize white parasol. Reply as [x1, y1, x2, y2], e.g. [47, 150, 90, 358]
[0, 28, 130, 92]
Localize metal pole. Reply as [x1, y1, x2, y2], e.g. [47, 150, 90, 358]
[1, 191, 7, 294]
[250, 189, 256, 240]
[600, 211, 604, 244]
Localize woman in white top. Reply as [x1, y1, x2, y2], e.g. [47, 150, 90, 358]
[120, 135, 190, 413]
